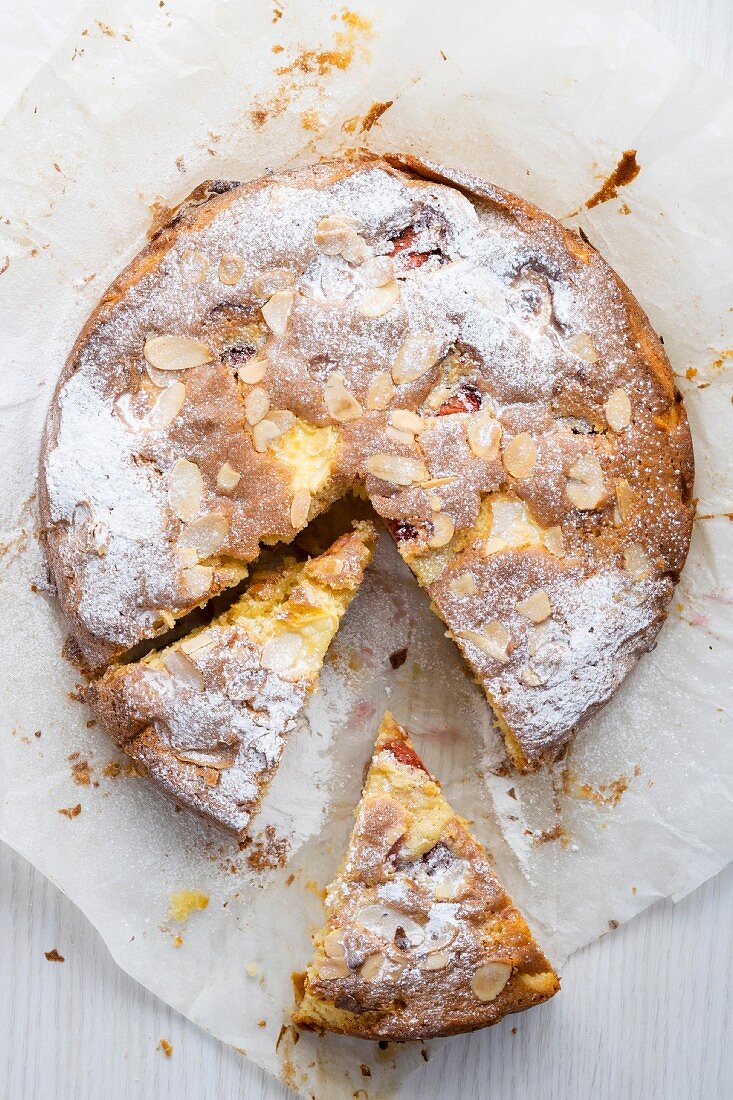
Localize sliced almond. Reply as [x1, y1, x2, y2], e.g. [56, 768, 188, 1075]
[260, 631, 305, 677]
[148, 382, 187, 429]
[563, 332, 598, 363]
[290, 488, 312, 529]
[390, 409, 424, 435]
[322, 930, 346, 960]
[426, 491, 442, 511]
[392, 333, 441, 385]
[543, 525, 565, 557]
[144, 335, 212, 372]
[366, 371, 396, 410]
[615, 478, 634, 523]
[426, 383, 450, 409]
[268, 409, 296, 433]
[624, 543, 651, 577]
[261, 289, 294, 335]
[218, 254, 245, 286]
[418, 951, 451, 971]
[237, 356, 267, 384]
[178, 512, 229, 558]
[324, 373, 363, 421]
[450, 572, 476, 597]
[217, 463, 241, 492]
[519, 665, 544, 687]
[176, 545, 199, 568]
[471, 961, 512, 1002]
[604, 387, 632, 431]
[179, 633, 216, 657]
[359, 281, 400, 318]
[168, 458, 203, 522]
[252, 419, 284, 452]
[366, 453, 429, 486]
[180, 564, 213, 600]
[359, 953, 385, 982]
[245, 386, 270, 425]
[467, 412, 502, 460]
[386, 426, 416, 447]
[361, 255, 394, 286]
[251, 268, 295, 298]
[314, 214, 360, 256]
[567, 453, 606, 510]
[163, 648, 205, 690]
[458, 623, 510, 663]
[428, 512, 454, 549]
[316, 958, 350, 980]
[516, 589, 552, 623]
[503, 433, 537, 479]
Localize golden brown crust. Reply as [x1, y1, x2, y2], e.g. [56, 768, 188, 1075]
[292, 713, 559, 1040]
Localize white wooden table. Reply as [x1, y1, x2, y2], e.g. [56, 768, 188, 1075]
[1, 2, 731, 1098]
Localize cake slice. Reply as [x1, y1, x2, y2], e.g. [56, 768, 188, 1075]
[293, 712, 559, 1039]
[86, 521, 376, 837]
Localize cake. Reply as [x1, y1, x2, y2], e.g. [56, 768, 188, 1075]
[85, 523, 375, 835]
[292, 712, 559, 1040]
[40, 151, 694, 772]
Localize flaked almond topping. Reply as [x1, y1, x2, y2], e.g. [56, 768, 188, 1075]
[516, 589, 552, 623]
[261, 289, 294, 335]
[245, 386, 270, 425]
[188, 251, 209, 285]
[163, 648, 205, 691]
[426, 490, 442, 511]
[290, 488, 312, 529]
[366, 371, 396, 410]
[458, 622, 511, 663]
[563, 332, 598, 363]
[145, 361, 178, 388]
[144, 335, 212, 372]
[420, 476, 458, 489]
[467, 411, 502, 460]
[316, 958, 350, 980]
[180, 633, 216, 656]
[260, 631, 305, 677]
[217, 463, 241, 492]
[365, 453, 429, 486]
[418, 951, 451, 971]
[471, 961, 512, 1002]
[217, 253, 245, 286]
[604, 387, 632, 431]
[158, 609, 176, 630]
[252, 419, 284, 452]
[168, 458, 203, 522]
[361, 255, 394, 286]
[503, 432, 537, 479]
[176, 545, 199, 568]
[313, 214, 359, 255]
[148, 382, 187, 429]
[392, 332, 441, 385]
[519, 665, 544, 687]
[324, 373, 363, 421]
[624, 543, 651, 577]
[251, 267, 295, 298]
[615, 478, 635, 523]
[359, 953, 385, 982]
[341, 233, 370, 265]
[322, 930, 346, 960]
[359, 281, 400, 318]
[450, 572, 476, 597]
[386, 426, 416, 447]
[426, 383, 450, 409]
[268, 409, 296, 432]
[428, 512, 454, 549]
[355, 905, 424, 946]
[178, 512, 229, 559]
[543, 525, 565, 557]
[390, 409, 424, 434]
[237, 356, 267, 384]
[567, 453, 606, 510]
[180, 564, 213, 599]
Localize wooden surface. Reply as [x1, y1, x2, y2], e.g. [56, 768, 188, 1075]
[1, 2, 732, 1098]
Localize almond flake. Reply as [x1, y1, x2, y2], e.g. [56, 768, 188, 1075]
[144, 335, 212, 372]
[290, 488, 312, 529]
[314, 214, 360, 256]
[180, 564, 213, 600]
[217, 463, 241, 492]
[260, 632, 305, 677]
[426, 491, 442, 510]
[316, 958, 350, 980]
[392, 333, 441, 385]
[563, 332, 598, 363]
[426, 384, 450, 409]
[624, 543, 651, 577]
[366, 453, 429, 486]
[467, 412, 502, 460]
[148, 382, 186, 429]
[251, 268, 295, 298]
[503, 433, 537, 479]
[252, 419, 284, 452]
[261, 289, 294, 335]
[245, 386, 270, 425]
[567, 453, 606, 510]
[324, 374, 363, 421]
[390, 409, 424, 434]
[237, 357, 267, 384]
[471, 961, 512, 1002]
[163, 648, 205, 690]
[418, 951, 451, 971]
[457, 623, 510, 663]
[543, 525, 565, 557]
[322, 930, 346, 960]
[615, 478, 634, 523]
[366, 371, 395, 410]
[268, 409, 296, 432]
[450, 572, 476, 597]
[386, 426, 416, 446]
[428, 512, 454, 549]
[519, 665, 544, 687]
[176, 545, 199, 568]
[178, 512, 229, 559]
[217, 254, 245, 286]
[420, 476, 458, 489]
[361, 255, 394, 286]
[168, 458, 203, 522]
[604, 387, 632, 431]
[359, 953, 385, 981]
[516, 589, 552, 623]
[359, 281, 400, 318]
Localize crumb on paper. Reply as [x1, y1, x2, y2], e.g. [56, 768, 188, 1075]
[245, 962, 260, 978]
[563, 766, 641, 807]
[585, 150, 640, 210]
[168, 890, 209, 922]
[389, 647, 407, 669]
[244, 824, 289, 872]
[360, 1063, 372, 1077]
[102, 760, 121, 778]
[71, 760, 91, 786]
[158, 1039, 173, 1057]
[44, 948, 65, 962]
[58, 804, 81, 819]
[608, 919, 619, 930]
[360, 99, 393, 132]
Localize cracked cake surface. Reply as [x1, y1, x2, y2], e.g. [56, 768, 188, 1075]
[292, 712, 560, 1040]
[40, 151, 694, 770]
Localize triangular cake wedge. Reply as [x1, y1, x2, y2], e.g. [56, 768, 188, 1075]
[293, 712, 559, 1040]
[86, 522, 376, 837]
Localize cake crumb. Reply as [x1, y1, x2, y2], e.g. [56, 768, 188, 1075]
[58, 804, 81, 819]
[44, 948, 65, 962]
[158, 1039, 173, 1057]
[169, 890, 209, 922]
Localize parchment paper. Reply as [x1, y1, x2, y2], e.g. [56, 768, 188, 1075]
[1, 1, 732, 1095]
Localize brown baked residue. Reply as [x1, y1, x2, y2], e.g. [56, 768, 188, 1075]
[562, 765, 641, 807]
[360, 99, 393, 132]
[585, 150, 640, 210]
[245, 824, 289, 872]
[71, 760, 92, 786]
[58, 804, 82, 819]
[44, 948, 65, 962]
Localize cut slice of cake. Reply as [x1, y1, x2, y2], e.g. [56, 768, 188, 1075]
[86, 521, 376, 837]
[293, 712, 559, 1040]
